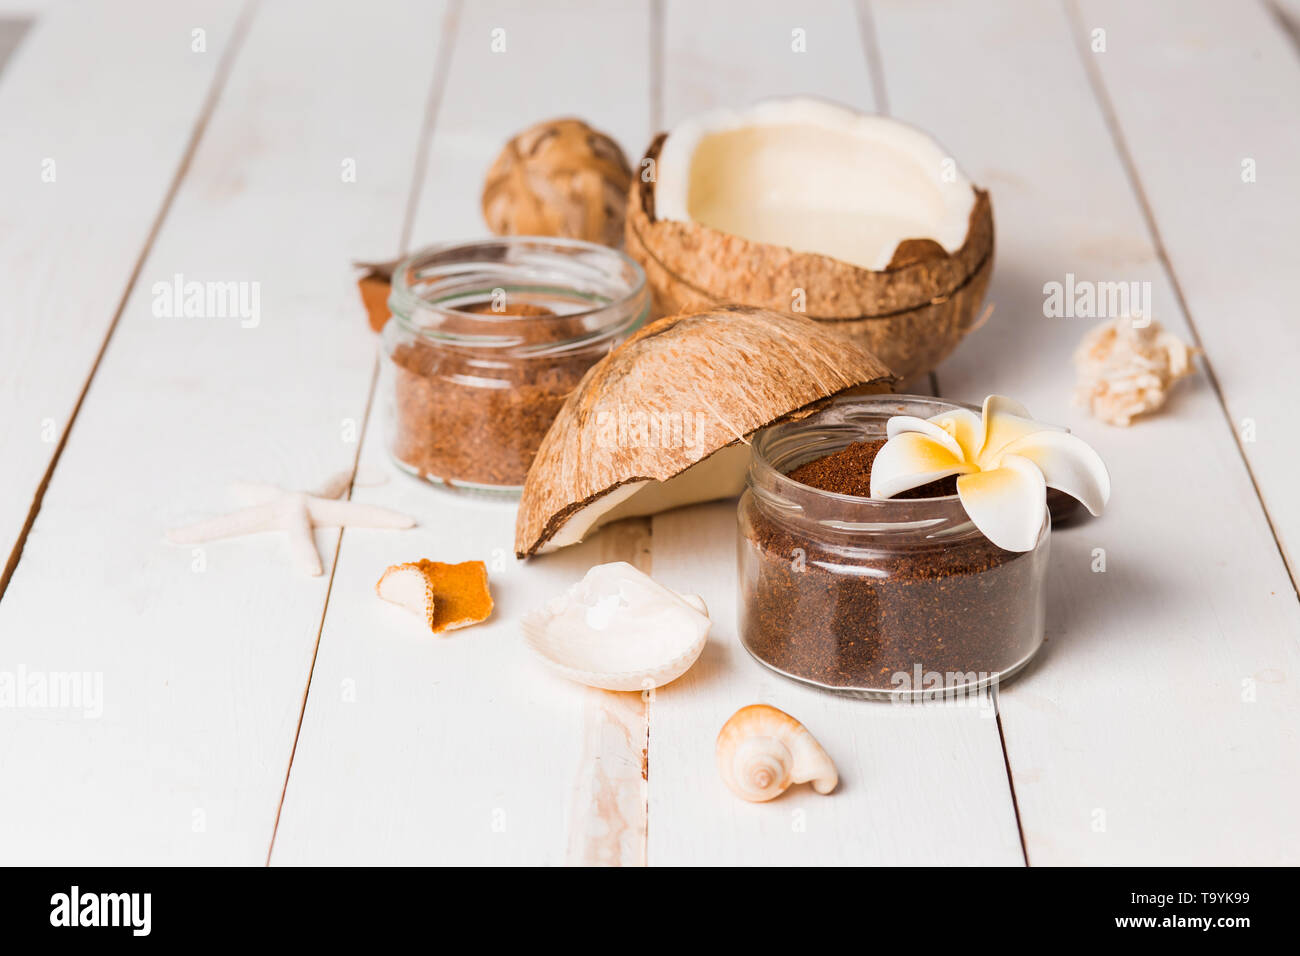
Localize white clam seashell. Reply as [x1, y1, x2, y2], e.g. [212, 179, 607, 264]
[716, 705, 838, 802]
[521, 562, 710, 692]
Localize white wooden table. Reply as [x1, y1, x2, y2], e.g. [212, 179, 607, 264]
[2, 0, 1298, 866]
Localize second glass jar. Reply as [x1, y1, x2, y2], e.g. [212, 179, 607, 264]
[381, 238, 649, 492]
[738, 394, 1049, 699]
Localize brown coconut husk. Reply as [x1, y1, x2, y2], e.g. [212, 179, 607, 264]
[625, 134, 995, 381]
[482, 118, 633, 247]
[514, 306, 895, 557]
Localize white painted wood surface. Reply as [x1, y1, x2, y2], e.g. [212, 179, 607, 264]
[0, 0, 241, 584]
[1077, 0, 1300, 579]
[0, 0, 446, 864]
[1, 0, 1298, 866]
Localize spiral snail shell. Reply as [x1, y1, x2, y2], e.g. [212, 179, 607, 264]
[715, 705, 838, 802]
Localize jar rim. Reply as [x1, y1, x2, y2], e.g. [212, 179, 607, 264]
[753, 393, 973, 496]
[388, 237, 649, 352]
[748, 393, 993, 541]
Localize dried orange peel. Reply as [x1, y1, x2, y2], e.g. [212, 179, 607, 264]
[375, 559, 494, 634]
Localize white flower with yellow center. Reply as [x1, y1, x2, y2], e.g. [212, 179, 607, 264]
[870, 395, 1111, 552]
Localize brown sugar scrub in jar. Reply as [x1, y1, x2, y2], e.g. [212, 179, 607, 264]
[738, 395, 1051, 699]
[381, 238, 649, 491]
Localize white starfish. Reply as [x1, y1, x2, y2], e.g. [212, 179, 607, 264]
[167, 470, 415, 576]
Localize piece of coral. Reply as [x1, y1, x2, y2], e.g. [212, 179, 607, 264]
[1074, 318, 1195, 426]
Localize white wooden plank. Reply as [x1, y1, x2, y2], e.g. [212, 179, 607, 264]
[645, 0, 1023, 866]
[870, 0, 1300, 864]
[663, 0, 877, 111]
[0, 0, 447, 864]
[0, 1, 58, 17]
[1076, 0, 1300, 578]
[0, 0, 241, 586]
[271, 0, 655, 865]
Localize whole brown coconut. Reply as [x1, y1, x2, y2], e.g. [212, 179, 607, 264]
[625, 134, 994, 381]
[482, 118, 633, 247]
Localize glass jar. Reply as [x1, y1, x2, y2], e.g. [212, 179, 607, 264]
[738, 394, 1049, 700]
[381, 238, 649, 492]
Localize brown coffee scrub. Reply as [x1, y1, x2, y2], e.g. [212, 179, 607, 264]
[383, 239, 649, 490]
[389, 304, 602, 488]
[787, 439, 956, 499]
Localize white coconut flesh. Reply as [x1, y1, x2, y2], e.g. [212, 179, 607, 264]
[539, 442, 750, 553]
[655, 97, 976, 272]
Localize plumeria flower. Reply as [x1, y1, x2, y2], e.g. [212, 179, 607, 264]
[870, 395, 1111, 551]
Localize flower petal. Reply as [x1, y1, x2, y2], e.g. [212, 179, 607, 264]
[977, 395, 1067, 468]
[870, 432, 976, 499]
[1000, 430, 1111, 516]
[956, 455, 1047, 552]
[926, 407, 983, 460]
[983, 394, 1032, 421]
[886, 415, 966, 460]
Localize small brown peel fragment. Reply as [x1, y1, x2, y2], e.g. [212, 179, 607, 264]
[358, 273, 392, 333]
[375, 559, 494, 634]
[353, 257, 401, 334]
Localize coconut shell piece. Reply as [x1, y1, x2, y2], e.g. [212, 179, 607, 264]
[514, 306, 896, 557]
[482, 118, 633, 247]
[375, 559, 494, 634]
[626, 134, 995, 381]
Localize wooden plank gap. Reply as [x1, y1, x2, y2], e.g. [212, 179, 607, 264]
[398, 0, 464, 254]
[1063, 0, 1300, 597]
[564, 518, 652, 866]
[650, 0, 665, 131]
[992, 686, 1030, 866]
[0, 16, 30, 77]
[0, 0, 258, 606]
[1264, 0, 1300, 55]
[265, 354, 382, 866]
[859, 1, 943, 406]
[263, 473, 355, 867]
[855, 0, 890, 116]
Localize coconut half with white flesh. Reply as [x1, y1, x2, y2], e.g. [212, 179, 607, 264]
[514, 306, 895, 557]
[625, 96, 994, 382]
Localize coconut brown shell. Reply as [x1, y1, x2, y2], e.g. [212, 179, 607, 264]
[514, 306, 895, 557]
[482, 118, 633, 247]
[625, 134, 994, 381]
